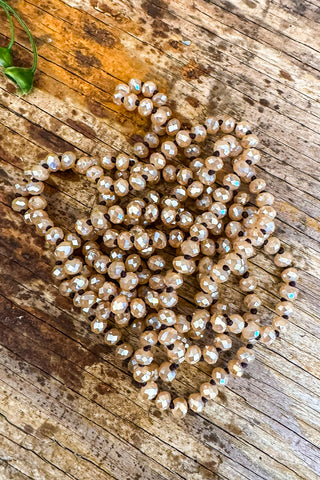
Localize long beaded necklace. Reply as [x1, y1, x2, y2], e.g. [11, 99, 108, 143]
[12, 79, 298, 418]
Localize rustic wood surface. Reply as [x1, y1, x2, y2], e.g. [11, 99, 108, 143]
[0, 0, 320, 479]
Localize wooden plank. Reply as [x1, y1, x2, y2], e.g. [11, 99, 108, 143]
[0, 0, 319, 479]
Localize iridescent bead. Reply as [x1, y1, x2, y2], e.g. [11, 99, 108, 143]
[134, 347, 154, 366]
[64, 257, 83, 276]
[26, 181, 44, 195]
[242, 322, 261, 342]
[256, 191, 274, 207]
[175, 315, 190, 334]
[54, 241, 73, 261]
[167, 340, 185, 364]
[45, 153, 60, 171]
[11, 197, 27, 213]
[173, 256, 196, 275]
[244, 294, 261, 310]
[280, 283, 298, 301]
[123, 93, 138, 111]
[212, 367, 228, 386]
[161, 141, 178, 158]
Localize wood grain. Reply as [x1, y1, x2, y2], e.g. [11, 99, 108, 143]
[0, 1, 319, 479]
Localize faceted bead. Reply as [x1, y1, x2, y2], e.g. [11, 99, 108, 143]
[228, 314, 245, 334]
[188, 393, 204, 413]
[228, 359, 244, 377]
[212, 367, 228, 386]
[26, 181, 44, 195]
[191, 125, 207, 142]
[239, 275, 257, 292]
[91, 318, 107, 334]
[54, 241, 73, 261]
[133, 365, 152, 383]
[274, 251, 293, 268]
[111, 295, 128, 314]
[264, 237, 281, 255]
[237, 346, 255, 364]
[64, 257, 83, 276]
[45, 153, 60, 171]
[272, 316, 289, 333]
[140, 381, 158, 401]
[202, 345, 219, 365]
[256, 192, 274, 207]
[161, 141, 178, 158]
[213, 334, 232, 351]
[281, 267, 299, 284]
[95, 302, 111, 321]
[158, 309, 176, 326]
[155, 391, 171, 411]
[181, 239, 200, 257]
[175, 315, 190, 334]
[158, 327, 178, 346]
[275, 301, 294, 317]
[185, 345, 201, 364]
[159, 362, 177, 382]
[191, 310, 209, 331]
[11, 196, 29, 213]
[260, 326, 276, 345]
[173, 256, 196, 275]
[210, 314, 227, 333]
[171, 397, 188, 418]
[115, 343, 133, 360]
[80, 290, 97, 309]
[167, 340, 185, 364]
[280, 284, 298, 301]
[244, 294, 261, 310]
[242, 322, 261, 342]
[123, 93, 138, 111]
[130, 298, 146, 318]
[134, 348, 154, 366]
[200, 382, 218, 400]
[205, 117, 220, 134]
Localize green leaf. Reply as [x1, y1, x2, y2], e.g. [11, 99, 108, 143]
[0, 46, 12, 68]
[4, 66, 35, 95]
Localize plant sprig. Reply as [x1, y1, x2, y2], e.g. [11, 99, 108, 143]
[0, 0, 38, 95]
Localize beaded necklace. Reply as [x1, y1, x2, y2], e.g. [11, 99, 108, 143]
[12, 79, 298, 418]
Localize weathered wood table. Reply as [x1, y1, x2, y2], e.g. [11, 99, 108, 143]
[0, 1, 319, 479]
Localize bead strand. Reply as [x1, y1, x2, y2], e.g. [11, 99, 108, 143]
[11, 78, 297, 417]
